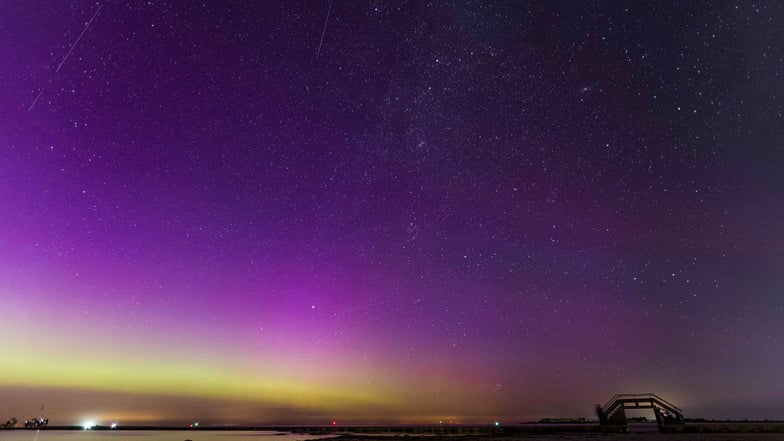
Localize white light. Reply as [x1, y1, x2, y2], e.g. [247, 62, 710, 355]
[83, 421, 96, 430]
[111, 423, 118, 429]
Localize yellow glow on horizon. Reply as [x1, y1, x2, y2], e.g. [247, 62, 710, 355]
[0, 351, 404, 413]
[0, 303, 504, 422]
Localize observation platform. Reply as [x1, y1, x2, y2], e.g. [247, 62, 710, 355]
[597, 393, 684, 432]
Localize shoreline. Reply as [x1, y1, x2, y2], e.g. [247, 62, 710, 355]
[2, 422, 784, 434]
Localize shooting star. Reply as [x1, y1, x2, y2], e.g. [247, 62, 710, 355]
[30, 3, 102, 112]
[28, 89, 45, 112]
[56, 3, 103, 73]
[315, 0, 332, 58]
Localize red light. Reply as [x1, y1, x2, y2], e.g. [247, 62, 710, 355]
[332, 421, 337, 426]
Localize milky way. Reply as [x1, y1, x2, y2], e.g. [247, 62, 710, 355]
[1, 1, 782, 426]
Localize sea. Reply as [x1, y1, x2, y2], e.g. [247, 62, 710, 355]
[0, 431, 338, 441]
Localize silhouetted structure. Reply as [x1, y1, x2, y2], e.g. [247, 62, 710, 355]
[596, 393, 684, 432]
[2, 418, 18, 428]
[24, 418, 48, 429]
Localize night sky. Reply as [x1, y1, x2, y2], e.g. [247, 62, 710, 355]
[1, 0, 783, 427]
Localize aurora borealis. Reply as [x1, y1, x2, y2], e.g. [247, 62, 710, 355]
[1, 0, 783, 427]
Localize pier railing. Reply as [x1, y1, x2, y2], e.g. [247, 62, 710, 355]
[602, 393, 682, 414]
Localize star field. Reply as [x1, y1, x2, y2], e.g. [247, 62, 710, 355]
[1, 1, 783, 426]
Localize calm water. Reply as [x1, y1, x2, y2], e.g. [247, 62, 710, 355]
[0, 431, 338, 441]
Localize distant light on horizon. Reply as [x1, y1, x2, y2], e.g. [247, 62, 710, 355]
[82, 420, 96, 430]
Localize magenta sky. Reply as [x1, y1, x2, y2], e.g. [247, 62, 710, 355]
[1, 1, 783, 427]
